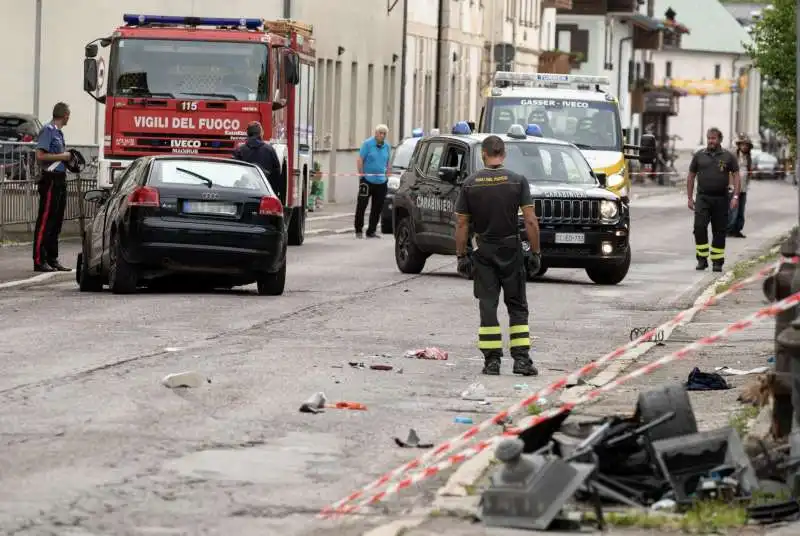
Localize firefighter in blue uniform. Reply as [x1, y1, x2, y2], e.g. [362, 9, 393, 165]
[454, 131, 541, 376]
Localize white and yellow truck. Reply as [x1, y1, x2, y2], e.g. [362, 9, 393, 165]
[477, 72, 655, 203]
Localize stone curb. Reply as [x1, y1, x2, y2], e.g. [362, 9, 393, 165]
[361, 228, 794, 536]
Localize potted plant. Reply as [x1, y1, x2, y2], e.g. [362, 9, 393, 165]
[568, 51, 584, 68]
[307, 160, 325, 212]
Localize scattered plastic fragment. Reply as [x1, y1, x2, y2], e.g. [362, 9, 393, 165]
[461, 382, 488, 401]
[162, 371, 210, 388]
[300, 392, 327, 413]
[715, 365, 770, 376]
[513, 383, 528, 391]
[404, 347, 448, 360]
[370, 364, 393, 371]
[767, 356, 776, 364]
[164, 347, 181, 352]
[454, 416, 473, 424]
[394, 429, 434, 449]
[328, 401, 367, 410]
[651, 498, 677, 512]
[366, 353, 393, 359]
[349, 362, 366, 369]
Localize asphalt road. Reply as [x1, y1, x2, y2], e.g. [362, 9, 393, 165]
[0, 179, 796, 536]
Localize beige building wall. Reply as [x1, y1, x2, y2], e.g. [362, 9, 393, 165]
[0, 0, 403, 203]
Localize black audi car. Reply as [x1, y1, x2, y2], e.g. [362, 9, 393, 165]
[392, 124, 648, 285]
[76, 155, 288, 295]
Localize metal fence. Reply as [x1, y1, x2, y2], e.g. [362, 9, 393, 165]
[0, 142, 101, 239]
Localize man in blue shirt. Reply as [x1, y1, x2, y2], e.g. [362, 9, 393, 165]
[33, 102, 73, 272]
[354, 124, 391, 238]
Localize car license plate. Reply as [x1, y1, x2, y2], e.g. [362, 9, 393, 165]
[183, 201, 237, 216]
[555, 232, 585, 244]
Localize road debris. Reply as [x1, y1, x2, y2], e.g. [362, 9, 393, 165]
[369, 364, 393, 371]
[461, 382, 488, 401]
[454, 416, 473, 424]
[299, 392, 327, 414]
[161, 371, 210, 388]
[714, 365, 770, 376]
[685, 366, 731, 391]
[404, 347, 448, 360]
[394, 429, 434, 449]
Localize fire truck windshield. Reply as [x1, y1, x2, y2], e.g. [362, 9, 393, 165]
[110, 39, 268, 102]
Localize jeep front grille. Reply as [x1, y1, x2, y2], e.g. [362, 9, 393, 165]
[533, 198, 601, 224]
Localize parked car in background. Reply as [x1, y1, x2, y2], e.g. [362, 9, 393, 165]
[77, 155, 288, 296]
[0, 113, 42, 181]
[381, 130, 426, 234]
[752, 151, 782, 180]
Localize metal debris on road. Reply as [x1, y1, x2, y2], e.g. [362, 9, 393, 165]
[403, 347, 448, 360]
[348, 362, 366, 369]
[299, 392, 327, 413]
[369, 364, 393, 371]
[161, 371, 210, 388]
[461, 382, 488, 401]
[394, 429, 434, 449]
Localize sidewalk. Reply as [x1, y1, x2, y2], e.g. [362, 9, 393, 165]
[397, 267, 794, 535]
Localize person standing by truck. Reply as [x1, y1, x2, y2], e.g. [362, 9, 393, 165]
[354, 124, 391, 238]
[33, 102, 73, 273]
[686, 127, 740, 272]
[232, 121, 283, 199]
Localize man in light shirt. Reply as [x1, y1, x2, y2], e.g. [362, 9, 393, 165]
[728, 133, 752, 239]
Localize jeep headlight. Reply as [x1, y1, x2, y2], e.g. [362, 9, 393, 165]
[600, 200, 619, 221]
[387, 176, 400, 190]
[606, 173, 625, 188]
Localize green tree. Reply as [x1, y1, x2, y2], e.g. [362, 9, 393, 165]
[744, 0, 796, 149]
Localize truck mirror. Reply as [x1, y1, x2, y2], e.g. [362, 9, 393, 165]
[85, 43, 99, 58]
[639, 133, 656, 165]
[83, 58, 98, 93]
[284, 50, 300, 85]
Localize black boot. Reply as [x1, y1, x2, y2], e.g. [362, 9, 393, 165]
[712, 261, 724, 273]
[482, 359, 501, 376]
[696, 258, 708, 271]
[512, 358, 539, 376]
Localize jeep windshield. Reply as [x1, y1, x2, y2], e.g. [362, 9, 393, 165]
[474, 141, 598, 186]
[483, 97, 622, 152]
[109, 39, 268, 101]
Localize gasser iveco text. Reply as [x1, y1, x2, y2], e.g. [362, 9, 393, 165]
[392, 122, 641, 285]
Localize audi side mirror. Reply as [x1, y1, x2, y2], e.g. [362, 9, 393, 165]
[84, 189, 107, 203]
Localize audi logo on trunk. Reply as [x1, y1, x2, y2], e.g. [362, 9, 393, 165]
[201, 192, 219, 200]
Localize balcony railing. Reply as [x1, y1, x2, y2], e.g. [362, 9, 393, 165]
[542, 0, 572, 8]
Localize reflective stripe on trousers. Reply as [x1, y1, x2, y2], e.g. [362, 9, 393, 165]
[696, 243, 709, 258]
[509, 324, 530, 349]
[709, 246, 724, 261]
[478, 325, 502, 350]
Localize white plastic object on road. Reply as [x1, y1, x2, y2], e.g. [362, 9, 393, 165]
[714, 365, 770, 376]
[161, 371, 210, 388]
[461, 383, 487, 401]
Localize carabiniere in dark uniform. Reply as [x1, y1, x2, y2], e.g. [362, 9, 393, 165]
[454, 135, 541, 376]
[686, 127, 741, 272]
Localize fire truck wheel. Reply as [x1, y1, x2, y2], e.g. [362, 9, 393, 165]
[288, 206, 306, 246]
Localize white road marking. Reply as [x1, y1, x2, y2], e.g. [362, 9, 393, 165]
[0, 271, 71, 290]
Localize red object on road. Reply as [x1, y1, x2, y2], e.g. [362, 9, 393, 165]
[327, 402, 367, 410]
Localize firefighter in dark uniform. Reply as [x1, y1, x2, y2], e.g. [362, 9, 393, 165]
[686, 127, 741, 272]
[454, 135, 541, 376]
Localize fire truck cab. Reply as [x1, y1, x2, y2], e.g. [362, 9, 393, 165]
[82, 14, 316, 245]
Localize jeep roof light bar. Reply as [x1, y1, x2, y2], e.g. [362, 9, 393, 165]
[493, 71, 610, 88]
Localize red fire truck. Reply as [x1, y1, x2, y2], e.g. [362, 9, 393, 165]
[82, 14, 316, 245]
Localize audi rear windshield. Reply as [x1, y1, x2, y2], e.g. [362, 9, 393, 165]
[474, 142, 597, 186]
[484, 97, 622, 152]
[147, 159, 273, 194]
[109, 39, 268, 101]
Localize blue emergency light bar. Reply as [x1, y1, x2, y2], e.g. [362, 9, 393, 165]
[526, 124, 543, 137]
[411, 128, 424, 137]
[122, 14, 263, 29]
[452, 121, 471, 135]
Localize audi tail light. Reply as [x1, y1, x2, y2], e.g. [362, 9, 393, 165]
[259, 195, 283, 217]
[128, 186, 160, 207]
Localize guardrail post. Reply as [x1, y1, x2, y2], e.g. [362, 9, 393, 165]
[764, 227, 799, 439]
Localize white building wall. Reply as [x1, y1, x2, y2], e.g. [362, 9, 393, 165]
[540, 7, 557, 50]
[551, 14, 635, 130]
[649, 49, 758, 152]
[404, 0, 484, 137]
[0, 0, 403, 204]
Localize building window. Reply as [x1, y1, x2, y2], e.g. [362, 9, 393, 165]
[714, 64, 721, 79]
[314, 58, 325, 150]
[349, 62, 358, 147]
[383, 65, 390, 128]
[389, 65, 397, 136]
[334, 60, 342, 147]
[366, 64, 374, 138]
[665, 61, 672, 79]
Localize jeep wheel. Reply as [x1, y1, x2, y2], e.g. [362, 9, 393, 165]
[395, 217, 427, 274]
[585, 247, 631, 285]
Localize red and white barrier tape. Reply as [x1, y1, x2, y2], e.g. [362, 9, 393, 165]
[330, 289, 800, 516]
[312, 170, 796, 178]
[319, 255, 798, 517]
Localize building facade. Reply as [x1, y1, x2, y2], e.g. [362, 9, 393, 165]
[0, 0, 403, 203]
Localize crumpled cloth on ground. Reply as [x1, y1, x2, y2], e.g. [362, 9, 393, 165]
[404, 347, 448, 360]
[685, 366, 731, 391]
